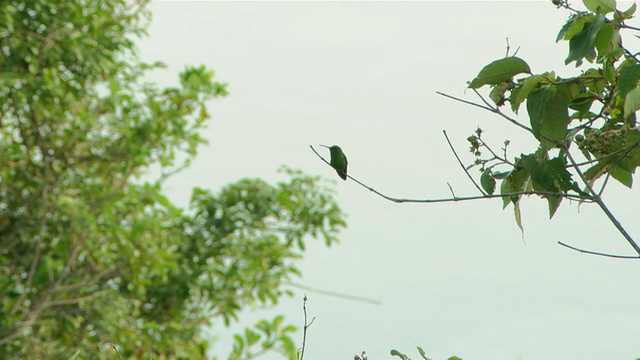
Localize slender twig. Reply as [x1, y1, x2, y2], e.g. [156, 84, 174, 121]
[311, 145, 590, 203]
[557, 241, 640, 259]
[597, 173, 610, 197]
[446, 183, 456, 198]
[443, 130, 485, 195]
[298, 295, 315, 360]
[437, 91, 535, 135]
[112, 343, 123, 360]
[564, 149, 640, 255]
[283, 282, 380, 305]
[471, 89, 536, 134]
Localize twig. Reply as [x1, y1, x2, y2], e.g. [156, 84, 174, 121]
[564, 149, 640, 256]
[298, 295, 315, 360]
[283, 282, 380, 305]
[311, 144, 590, 204]
[557, 241, 640, 259]
[443, 130, 486, 195]
[446, 183, 456, 198]
[471, 89, 536, 134]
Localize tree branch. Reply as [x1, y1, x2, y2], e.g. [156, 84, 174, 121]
[557, 241, 640, 259]
[564, 149, 640, 256]
[442, 130, 486, 196]
[297, 295, 315, 360]
[311, 145, 591, 204]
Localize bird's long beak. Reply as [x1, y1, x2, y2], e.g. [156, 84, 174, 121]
[318, 144, 330, 149]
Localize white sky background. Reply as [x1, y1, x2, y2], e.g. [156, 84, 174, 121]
[139, 1, 640, 359]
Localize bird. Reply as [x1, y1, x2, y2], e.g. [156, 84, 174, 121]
[319, 144, 348, 180]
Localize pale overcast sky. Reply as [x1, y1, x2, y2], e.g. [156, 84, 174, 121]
[139, 2, 640, 359]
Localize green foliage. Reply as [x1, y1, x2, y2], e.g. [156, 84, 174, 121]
[466, 0, 640, 227]
[225, 315, 297, 360]
[0, 0, 346, 359]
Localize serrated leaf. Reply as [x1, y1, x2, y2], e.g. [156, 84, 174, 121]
[481, 170, 496, 195]
[583, 0, 616, 13]
[624, 86, 640, 117]
[565, 15, 605, 66]
[469, 57, 531, 89]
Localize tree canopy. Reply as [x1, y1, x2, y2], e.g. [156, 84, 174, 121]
[0, 1, 346, 359]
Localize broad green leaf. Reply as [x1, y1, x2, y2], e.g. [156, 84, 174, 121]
[557, 15, 582, 42]
[500, 167, 529, 208]
[610, 165, 633, 187]
[584, 159, 610, 184]
[583, 0, 616, 13]
[565, 15, 605, 66]
[547, 194, 562, 219]
[595, 23, 617, 55]
[526, 87, 570, 148]
[520, 154, 574, 193]
[624, 86, 640, 118]
[481, 170, 496, 195]
[618, 64, 640, 99]
[512, 74, 544, 113]
[469, 57, 531, 89]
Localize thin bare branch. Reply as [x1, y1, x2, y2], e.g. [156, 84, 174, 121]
[311, 145, 591, 204]
[284, 281, 380, 305]
[298, 295, 315, 360]
[471, 89, 535, 134]
[442, 130, 486, 195]
[557, 241, 640, 259]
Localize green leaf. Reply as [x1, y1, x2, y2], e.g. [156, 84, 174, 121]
[624, 86, 640, 118]
[565, 15, 605, 66]
[618, 64, 640, 99]
[583, 0, 616, 13]
[557, 15, 591, 42]
[489, 83, 509, 106]
[621, 3, 637, 19]
[514, 201, 524, 234]
[595, 23, 617, 56]
[547, 194, 562, 219]
[390, 349, 410, 360]
[481, 170, 496, 195]
[526, 87, 570, 148]
[417, 346, 432, 360]
[610, 165, 633, 187]
[512, 74, 545, 113]
[469, 57, 531, 89]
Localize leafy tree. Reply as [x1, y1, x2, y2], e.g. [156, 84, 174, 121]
[0, 1, 346, 359]
[458, 0, 640, 257]
[320, 0, 640, 259]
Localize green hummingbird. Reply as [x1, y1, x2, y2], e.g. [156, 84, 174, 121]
[320, 144, 348, 180]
